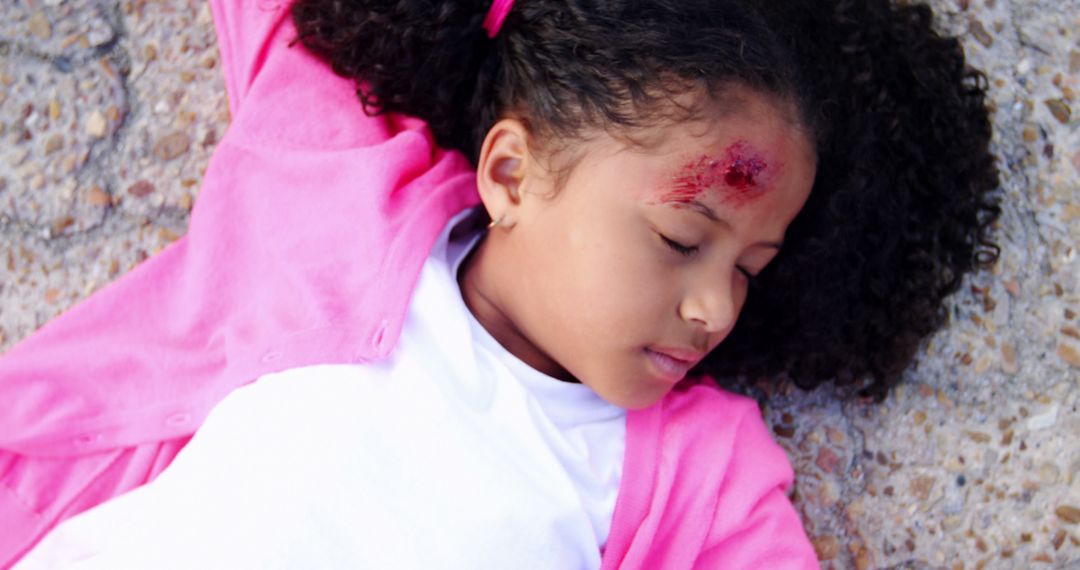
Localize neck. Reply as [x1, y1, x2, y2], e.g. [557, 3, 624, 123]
[456, 234, 577, 383]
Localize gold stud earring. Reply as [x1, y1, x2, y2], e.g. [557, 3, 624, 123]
[486, 214, 505, 229]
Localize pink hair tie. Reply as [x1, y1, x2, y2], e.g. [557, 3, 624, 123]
[482, 0, 514, 38]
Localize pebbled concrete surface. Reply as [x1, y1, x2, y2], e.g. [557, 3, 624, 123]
[0, 0, 1078, 568]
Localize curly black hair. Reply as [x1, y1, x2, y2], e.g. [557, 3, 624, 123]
[289, 0, 1000, 400]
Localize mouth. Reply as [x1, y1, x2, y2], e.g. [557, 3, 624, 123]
[644, 347, 699, 383]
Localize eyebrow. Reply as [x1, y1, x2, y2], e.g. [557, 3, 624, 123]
[674, 199, 784, 250]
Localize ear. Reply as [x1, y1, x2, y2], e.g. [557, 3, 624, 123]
[475, 118, 532, 230]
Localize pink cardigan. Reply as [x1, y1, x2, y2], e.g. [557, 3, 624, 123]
[0, 1, 818, 567]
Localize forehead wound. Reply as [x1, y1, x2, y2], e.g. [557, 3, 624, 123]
[658, 141, 779, 208]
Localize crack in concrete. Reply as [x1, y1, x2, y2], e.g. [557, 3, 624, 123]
[0, 1, 202, 247]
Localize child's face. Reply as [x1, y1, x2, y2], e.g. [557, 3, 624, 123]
[467, 89, 815, 410]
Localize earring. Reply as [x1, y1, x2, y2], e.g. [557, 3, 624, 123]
[486, 214, 505, 229]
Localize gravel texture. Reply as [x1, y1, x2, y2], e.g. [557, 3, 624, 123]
[0, 0, 1077, 568]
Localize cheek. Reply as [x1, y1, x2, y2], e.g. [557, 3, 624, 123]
[723, 279, 752, 335]
[540, 233, 656, 332]
[568, 239, 672, 334]
[734, 281, 750, 315]
[526, 191, 674, 340]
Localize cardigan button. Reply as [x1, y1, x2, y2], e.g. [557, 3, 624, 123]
[166, 412, 191, 426]
[370, 320, 390, 354]
[73, 433, 101, 447]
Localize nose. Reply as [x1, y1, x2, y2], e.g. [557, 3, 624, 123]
[678, 276, 738, 335]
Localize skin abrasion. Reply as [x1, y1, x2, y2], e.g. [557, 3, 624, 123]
[658, 141, 777, 208]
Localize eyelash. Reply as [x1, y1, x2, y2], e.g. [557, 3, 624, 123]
[661, 235, 697, 256]
[660, 234, 757, 282]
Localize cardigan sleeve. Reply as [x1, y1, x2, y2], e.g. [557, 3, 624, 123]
[0, 439, 189, 569]
[0, 0, 477, 565]
[208, 0, 290, 119]
[694, 404, 819, 569]
[0, 0, 295, 457]
[0, 2, 287, 567]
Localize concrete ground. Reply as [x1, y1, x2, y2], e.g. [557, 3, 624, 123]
[1, 0, 1078, 568]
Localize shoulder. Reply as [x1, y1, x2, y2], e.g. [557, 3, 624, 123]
[659, 377, 772, 439]
[656, 376, 794, 488]
[657, 378, 816, 567]
[662, 375, 760, 418]
[210, 0, 425, 148]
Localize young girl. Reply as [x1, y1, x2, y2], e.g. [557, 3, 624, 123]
[2, 0, 998, 567]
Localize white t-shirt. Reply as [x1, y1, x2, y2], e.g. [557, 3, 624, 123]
[17, 206, 627, 569]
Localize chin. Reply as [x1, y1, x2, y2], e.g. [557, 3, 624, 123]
[577, 363, 676, 410]
[602, 386, 671, 411]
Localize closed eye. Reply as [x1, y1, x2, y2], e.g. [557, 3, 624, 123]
[661, 235, 697, 256]
[662, 233, 758, 282]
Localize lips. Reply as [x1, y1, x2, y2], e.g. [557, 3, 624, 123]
[644, 347, 700, 382]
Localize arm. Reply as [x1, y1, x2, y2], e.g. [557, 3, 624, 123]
[0, 2, 285, 566]
[0, 440, 189, 568]
[695, 406, 819, 569]
[1, 1, 467, 563]
[209, 0, 292, 117]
